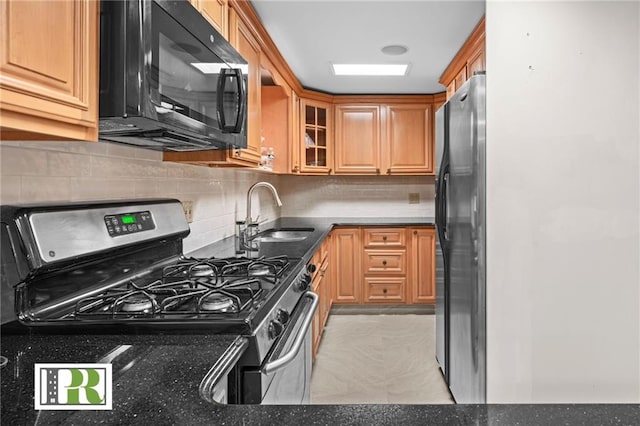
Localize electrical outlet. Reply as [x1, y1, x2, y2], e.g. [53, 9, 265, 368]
[408, 193, 420, 204]
[182, 200, 194, 223]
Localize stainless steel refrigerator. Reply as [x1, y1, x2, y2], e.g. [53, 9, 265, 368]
[435, 72, 486, 404]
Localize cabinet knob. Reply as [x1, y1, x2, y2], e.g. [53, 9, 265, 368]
[382, 236, 387, 241]
[383, 288, 388, 294]
[235, 150, 241, 157]
[382, 260, 387, 266]
[413, 230, 418, 235]
[292, 165, 300, 172]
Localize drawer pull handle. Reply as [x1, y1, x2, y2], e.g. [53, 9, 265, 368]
[382, 260, 387, 266]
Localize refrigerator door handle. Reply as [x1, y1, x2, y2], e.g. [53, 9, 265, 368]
[442, 169, 450, 243]
[436, 165, 450, 248]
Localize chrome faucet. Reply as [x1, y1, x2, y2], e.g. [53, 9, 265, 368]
[236, 182, 282, 254]
[246, 181, 282, 227]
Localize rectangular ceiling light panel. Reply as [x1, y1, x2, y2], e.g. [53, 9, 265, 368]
[331, 63, 409, 76]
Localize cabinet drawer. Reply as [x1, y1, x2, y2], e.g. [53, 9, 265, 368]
[363, 228, 406, 247]
[364, 250, 406, 275]
[364, 277, 406, 303]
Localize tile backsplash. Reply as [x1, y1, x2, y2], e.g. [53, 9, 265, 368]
[0, 141, 279, 252]
[0, 141, 435, 251]
[278, 174, 435, 218]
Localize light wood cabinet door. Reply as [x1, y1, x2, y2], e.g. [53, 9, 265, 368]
[311, 271, 323, 360]
[228, 8, 261, 165]
[332, 228, 361, 304]
[384, 104, 433, 174]
[299, 99, 332, 174]
[334, 105, 381, 174]
[261, 85, 291, 174]
[197, 0, 228, 39]
[410, 228, 436, 304]
[467, 48, 485, 78]
[0, 0, 99, 141]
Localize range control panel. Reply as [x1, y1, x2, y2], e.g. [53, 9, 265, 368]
[104, 211, 155, 237]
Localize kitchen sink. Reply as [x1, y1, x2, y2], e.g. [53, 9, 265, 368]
[253, 228, 314, 243]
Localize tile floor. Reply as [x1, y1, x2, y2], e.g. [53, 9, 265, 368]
[310, 314, 454, 404]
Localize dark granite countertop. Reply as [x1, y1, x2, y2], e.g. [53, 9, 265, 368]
[188, 216, 435, 262]
[1, 332, 245, 424]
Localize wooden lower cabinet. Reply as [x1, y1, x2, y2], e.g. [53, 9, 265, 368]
[364, 277, 406, 303]
[332, 226, 435, 306]
[410, 227, 436, 304]
[311, 235, 333, 361]
[311, 270, 323, 359]
[332, 228, 362, 304]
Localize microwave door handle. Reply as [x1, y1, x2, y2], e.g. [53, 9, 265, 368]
[216, 68, 229, 131]
[233, 68, 246, 134]
[216, 68, 245, 133]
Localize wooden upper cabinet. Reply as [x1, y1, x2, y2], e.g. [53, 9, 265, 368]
[299, 98, 332, 174]
[439, 16, 485, 100]
[453, 67, 467, 92]
[0, 0, 99, 141]
[384, 104, 433, 174]
[467, 45, 485, 79]
[191, 0, 229, 39]
[228, 8, 261, 165]
[333, 101, 433, 175]
[334, 105, 381, 174]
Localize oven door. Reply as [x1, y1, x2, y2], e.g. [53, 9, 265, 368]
[243, 292, 318, 404]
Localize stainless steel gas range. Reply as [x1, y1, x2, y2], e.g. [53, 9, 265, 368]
[0, 199, 317, 408]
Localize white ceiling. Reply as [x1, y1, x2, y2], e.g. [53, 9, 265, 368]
[250, 0, 486, 94]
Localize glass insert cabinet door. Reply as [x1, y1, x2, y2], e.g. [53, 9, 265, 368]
[300, 99, 332, 173]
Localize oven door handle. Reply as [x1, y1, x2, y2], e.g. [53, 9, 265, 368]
[263, 291, 319, 375]
[199, 337, 249, 405]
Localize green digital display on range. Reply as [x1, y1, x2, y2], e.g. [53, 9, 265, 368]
[121, 215, 136, 224]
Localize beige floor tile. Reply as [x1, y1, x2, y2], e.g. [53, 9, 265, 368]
[310, 314, 454, 405]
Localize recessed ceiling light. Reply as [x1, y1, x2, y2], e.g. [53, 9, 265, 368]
[381, 45, 408, 56]
[331, 64, 409, 76]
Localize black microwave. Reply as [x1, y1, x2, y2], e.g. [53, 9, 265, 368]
[99, 0, 247, 151]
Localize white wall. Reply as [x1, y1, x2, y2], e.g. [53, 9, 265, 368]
[0, 141, 280, 253]
[486, 1, 640, 402]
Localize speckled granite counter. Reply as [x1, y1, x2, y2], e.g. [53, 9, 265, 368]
[1, 332, 244, 424]
[181, 404, 640, 425]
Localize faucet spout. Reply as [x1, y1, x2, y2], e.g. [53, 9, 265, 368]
[246, 182, 282, 226]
